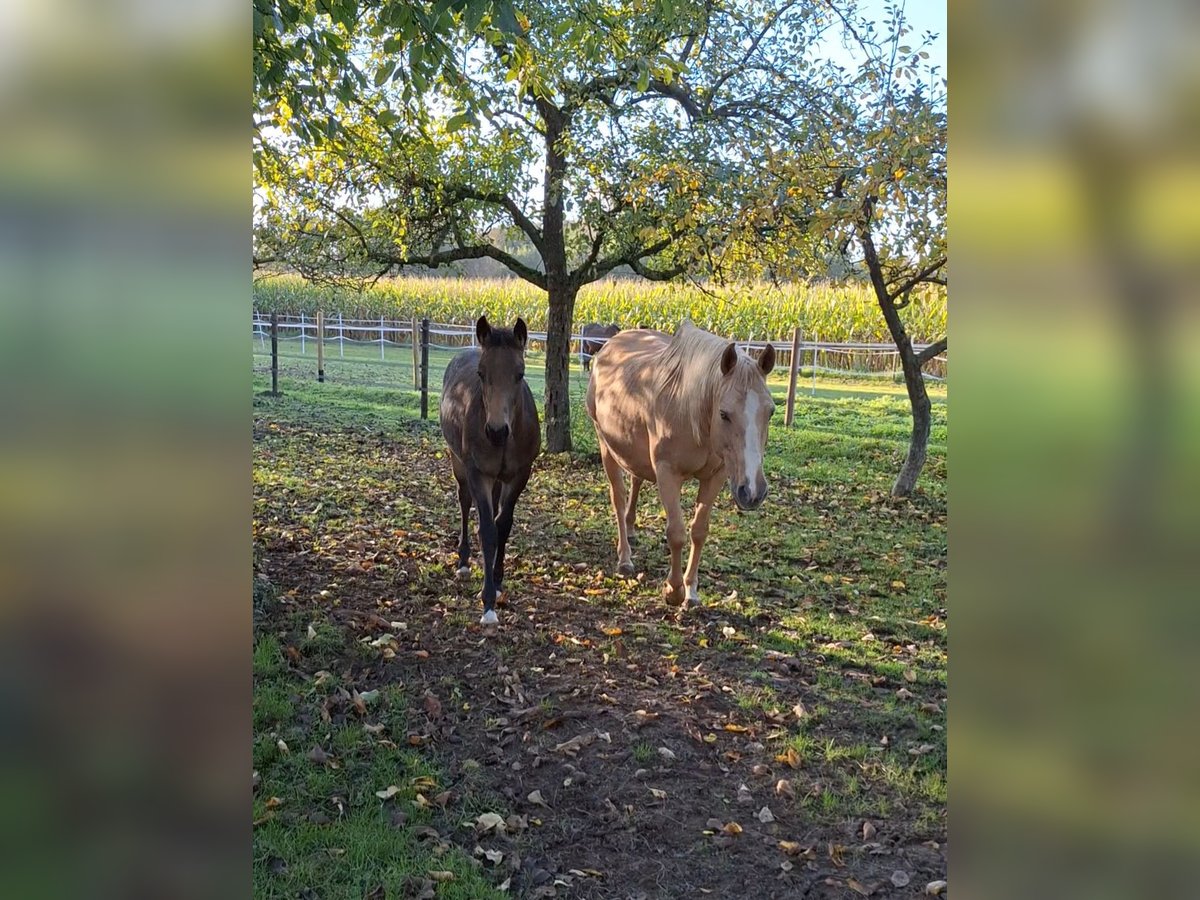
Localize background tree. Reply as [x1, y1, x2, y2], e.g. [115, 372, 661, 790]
[724, 1, 946, 495]
[254, 0, 855, 451]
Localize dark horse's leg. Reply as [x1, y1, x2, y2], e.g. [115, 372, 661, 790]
[455, 475, 472, 576]
[492, 469, 531, 596]
[468, 470, 500, 625]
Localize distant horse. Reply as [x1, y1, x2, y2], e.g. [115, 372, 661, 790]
[440, 316, 541, 625]
[579, 323, 620, 372]
[586, 320, 776, 607]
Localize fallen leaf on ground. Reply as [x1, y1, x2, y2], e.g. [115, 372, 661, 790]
[649, 788, 667, 799]
[847, 877, 872, 895]
[553, 733, 596, 756]
[474, 812, 506, 834]
[775, 747, 800, 769]
[427, 871, 455, 883]
[527, 790, 548, 807]
[721, 822, 743, 835]
[862, 820, 876, 841]
[375, 786, 400, 800]
[423, 692, 443, 718]
[657, 746, 676, 761]
[757, 806, 775, 823]
[724, 723, 749, 733]
[264, 796, 284, 809]
[926, 881, 947, 895]
[775, 779, 795, 799]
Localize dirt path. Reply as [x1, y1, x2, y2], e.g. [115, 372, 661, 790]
[255, 411, 947, 899]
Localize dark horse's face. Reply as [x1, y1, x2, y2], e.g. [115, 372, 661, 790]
[475, 315, 528, 446]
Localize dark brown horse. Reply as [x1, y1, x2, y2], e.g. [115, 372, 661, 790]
[439, 316, 541, 625]
[580, 322, 620, 372]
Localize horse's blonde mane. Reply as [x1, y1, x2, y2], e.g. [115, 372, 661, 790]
[657, 320, 758, 445]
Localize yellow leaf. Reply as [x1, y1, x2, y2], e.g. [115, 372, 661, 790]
[703, 733, 717, 743]
[724, 724, 749, 733]
[774, 747, 801, 769]
[428, 870, 456, 882]
[721, 822, 743, 835]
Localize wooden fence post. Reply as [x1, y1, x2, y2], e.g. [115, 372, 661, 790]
[420, 318, 430, 420]
[270, 312, 279, 396]
[316, 311, 325, 383]
[412, 315, 420, 389]
[811, 333, 819, 396]
[785, 326, 801, 427]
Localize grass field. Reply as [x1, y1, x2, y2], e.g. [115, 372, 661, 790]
[253, 274, 948, 346]
[253, 372, 947, 898]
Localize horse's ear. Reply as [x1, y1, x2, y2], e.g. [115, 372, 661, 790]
[513, 317, 528, 349]
[720, 342, 738, 376]
[476, 316, 491, 345]
[758, 343, 776, 376]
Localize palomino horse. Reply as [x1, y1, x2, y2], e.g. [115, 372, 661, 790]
[579, 322, 619, 372]
[440, 316, 541, 625]
[586, 320, 776, 606]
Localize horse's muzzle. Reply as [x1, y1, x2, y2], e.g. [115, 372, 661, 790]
[733, 482, 767, 511]
[485, 423, 510, 445]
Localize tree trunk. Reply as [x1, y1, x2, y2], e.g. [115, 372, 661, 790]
[857, 214, 934, 498]
[893, 342, 931, 497]
[544, 279, 578, 452]
[539, 101, 574, 453]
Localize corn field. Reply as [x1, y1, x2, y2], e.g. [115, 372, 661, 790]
[252, 274, 947, 345]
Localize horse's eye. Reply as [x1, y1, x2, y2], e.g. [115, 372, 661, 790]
[720, 410, 730, 422]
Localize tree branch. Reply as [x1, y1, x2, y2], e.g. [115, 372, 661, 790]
[449, 185, 546, 257]
[628, 257, 686, 281]
[888, 257, 947, 301]
[375, 244, 547, 289]
[916, 338, 947, 367]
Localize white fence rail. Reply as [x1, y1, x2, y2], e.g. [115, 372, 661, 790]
[252, 314, 946, 384]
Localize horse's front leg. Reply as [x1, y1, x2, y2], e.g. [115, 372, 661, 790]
[683, 474, 724, 606]
[654, 469, 687, 607]
[454, 474, 473, 577]
[493, 469, 531, 599]
[468, 471, 500, 625]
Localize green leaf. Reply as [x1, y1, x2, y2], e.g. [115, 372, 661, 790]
[493, 0, 519, 35]
[446, 112, 473, 133]
[462, 0, 487, 34]
[374, 63, 396, 87]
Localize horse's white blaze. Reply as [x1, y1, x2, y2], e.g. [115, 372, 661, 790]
[480, 609, 499, 626]
[741, 391, 762, 483]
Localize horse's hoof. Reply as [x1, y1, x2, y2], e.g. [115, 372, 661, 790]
[455, 565, 471, 578]
[480, 609, 499, 626]
[662, 582, 687, 607]
[617, 562, 636, 577]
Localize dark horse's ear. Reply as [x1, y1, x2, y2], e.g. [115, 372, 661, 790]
[720, 342, 738, 376]
[476, 316, 491, 345]
[757, 343, 776, 376]
[513, 317, 528, 349]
